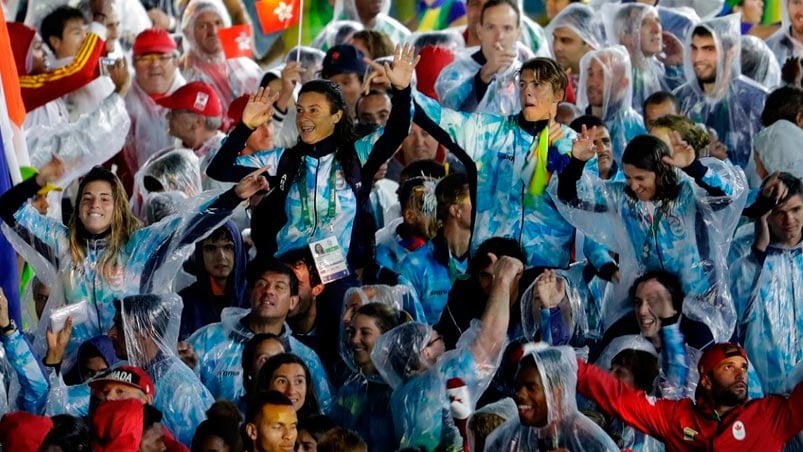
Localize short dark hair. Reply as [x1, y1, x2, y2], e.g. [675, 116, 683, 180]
[650, 115, 711, 155]
[520, 58, 568, 97]
[629, 270, 685, 314]
[278, 246, 322, 288]
[245, 390, 294, 424]
[569, 115, 607, 134]
[40, 414, 91, 452]
[40, 6, 86, 53]
[247, 257, 300, 296]
[469, 237, 526, 274]
[480, 0, 521, 25]
[353, 302, 408, 334]
[764, 172, 803, 208]
[115, 294, 171, 337]
[435, 173, 470, 222]
[355, 89, 391, 118]
[317, 427, 367, 452]
[643, 91, 678, 115]
[611, 349, 659, 393]
[621, 135, 680, 202]
[143, 404, 163, 431]
[399, 159, 446, 186]
[257, 353, 321, 420]
[204, 225, 235, 244]
[298, 415, 337, 441]
[760, 85, 803, 127]
[691, 25, 714, 40]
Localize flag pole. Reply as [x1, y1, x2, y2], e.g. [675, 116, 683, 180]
[296, 0, 304, 63]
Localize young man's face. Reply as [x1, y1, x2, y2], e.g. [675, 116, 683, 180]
[515, 364, 549, 427]
[788, 0, 803, 35]
[767, 194, 803, 247]
[593, 126, 614, 175]
[643, 99, 678, 129]
[477, 3, 521, 56]
[356, 92, 391, 127]
[586, 58, 606, 108]
[691, 33, 719, 84]
[248, 404, 298, 452]
[552, 27, 590, 73]
[201, 235, 235, 281]
[519, 69, 562, 121]
[51, 18, 87, 59]
[702, 357, 749, 407]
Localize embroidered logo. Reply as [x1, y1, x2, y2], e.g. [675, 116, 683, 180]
[732, 421, 746, 441]
[682, 427, 698, 441]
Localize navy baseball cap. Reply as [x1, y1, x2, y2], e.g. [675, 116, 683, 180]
[321, 45, 368, 78]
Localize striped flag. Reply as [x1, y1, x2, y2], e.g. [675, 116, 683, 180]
[0, 9, 31, 326]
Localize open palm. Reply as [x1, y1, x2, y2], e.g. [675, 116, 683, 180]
[385, 43, 420, 90]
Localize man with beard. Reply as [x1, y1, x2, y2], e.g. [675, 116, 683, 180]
[577, 342, 803, 451]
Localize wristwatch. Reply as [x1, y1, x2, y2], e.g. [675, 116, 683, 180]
[0, 319, 17, 335]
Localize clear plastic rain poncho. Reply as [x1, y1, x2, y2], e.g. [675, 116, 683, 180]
[551, 157, 748, 343]
[545, 4, 603, 56]
[766, 0, 803, 64]
[484, 345, 619, 451]
[179, 0, 262, 110]
[730, 235, 803, 395]
[4, 188, 233, 368]
[653, 0, 723, 19]
[601, 3, 684, 114]
[319, 0, 410, 47]
[311, 20, 364, 51]
[372, 321, 505, 450]
[519, 270, 589, 347]
[576, 46, 647, 162]
[286, 46, 326, 85]
[516, 0, 551, 58]
[341, 285, 426, 329]
[753, 120, 803, 180]
[122, 72, 187, 175]
[466, 397, 518, 452]
[740, 35, 782, 89]
[673, 13, 768, 169]
[130, 147, 203, 219]
[117, 293, 214, 446]
[435, 46, 525, 116]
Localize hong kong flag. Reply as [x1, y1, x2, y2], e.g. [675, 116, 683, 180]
[256, 0, 301, 34]
[218, 24, 253, 59]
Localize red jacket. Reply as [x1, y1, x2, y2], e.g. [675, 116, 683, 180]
[577, 360, 803, 451]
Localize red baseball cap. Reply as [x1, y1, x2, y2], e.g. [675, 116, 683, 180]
[133, 28, 178, 57]
[226, 94, 250, 130]
[89, 365, 156, 397]
[415, 45, 455, 101]
[697, 343, 747, 377]
[156, 81, 222, 117]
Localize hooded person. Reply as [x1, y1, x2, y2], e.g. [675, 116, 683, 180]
[109, 294, 214, 446]
[753, 121, 803, 181]
[129, 147, 204, 219]
[371, 255, 523, 450]
[601, 3, 686, 115]
[545, 4, 603, 102]
[740, 35, 782, 89]
[730, 172, 803, 395]
[484, 345, 620, 451]
[91, 398, 145, 452]
[435, 0, 531, 116]
[316, 0, 411, 47]
[178, 0, 262, 116]
[120, 28, 187, 193]
[672, 14, 768, 171]
[179, 221, 249, 340]
[70, 335, 120, 384]
[0, 411, 53, 451]
[577, 45, 647, 163]
[766, 0, 803, 66]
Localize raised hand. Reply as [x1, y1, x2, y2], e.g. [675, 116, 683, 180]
[535, 269, 566, 309]
[234, 164, 271, 199]
[178, 341, 199, 369]
[661, 130, 695, 168]
[571, 124, 597, 161]
[493, 255, 524, 284]
[761, 172, 789, 204]
[242, 88, 279, 129]
[45, 316, 73, 366]
[109, 58, 131, 96]
[658, 31, 684, 67]
[36, 154, 66, 186]
[480, 41, 517, 83]
[385, 43, 420, 90]
[363, 58, 391, 94]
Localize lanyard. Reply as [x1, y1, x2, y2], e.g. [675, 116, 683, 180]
[640, 205, 665, 262]
[298, 158, 338, 234]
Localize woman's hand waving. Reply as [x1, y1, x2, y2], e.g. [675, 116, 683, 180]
[384, 43, 420, 90]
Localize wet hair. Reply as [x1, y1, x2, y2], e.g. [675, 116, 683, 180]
[355, 89, 391, 122]
[650, 115, 711, 155]
[691, 25, 714, 40]
[204, 225, 235, 244]
[317, 427, 367, 452]
[40, 414, 91, 452]
[760, 85, 803, 127]
[260, 71, 280, 89]
[278, 246, 322, 287]
[192, 401, 244, 452]
[435, 173, 470, 222]
[116, 294, 170, 337]
[764, 172, 803, 204]
[256, 353, 321, 420]
[352, 302, 409, 334]
[569, 114, 607, 134]
[241, 333, 286, 388]
[621, 135, 680, 202]
[611, 349, 659, 394]
[642, 91, 678, 115]
[245, 390, 294, 425]
[520, 57, 568, 98]
[69, 166, 141, 283]
[469, 237, 526, 275]
[40, 6, 86, 53]
[629, 270, 685, 314]
[398, 176, 430, 210]
[480, 0, 521, 25]
[246, 256, 300, 295]
[351, 30, 394, 59]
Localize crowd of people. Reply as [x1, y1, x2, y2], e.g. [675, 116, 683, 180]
[0, 0, 802, 450]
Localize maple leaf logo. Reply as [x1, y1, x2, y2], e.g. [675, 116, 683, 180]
[273, 1, 294, 22]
